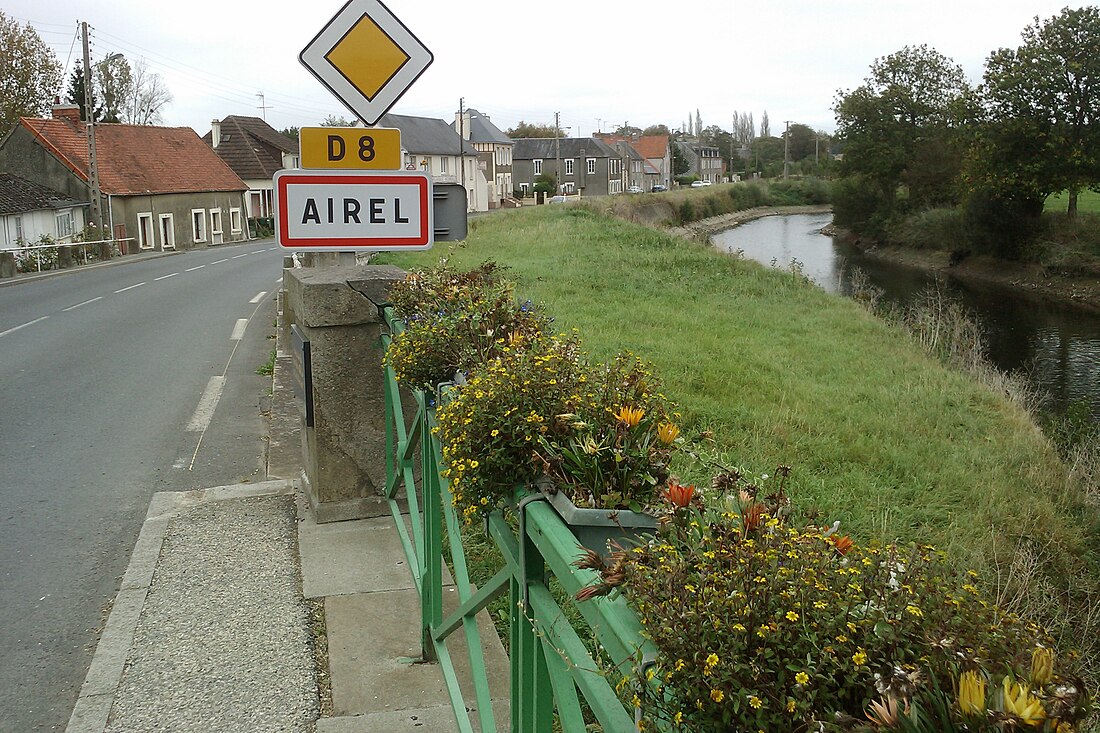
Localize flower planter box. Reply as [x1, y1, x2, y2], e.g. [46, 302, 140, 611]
[539, 484, 659, 557]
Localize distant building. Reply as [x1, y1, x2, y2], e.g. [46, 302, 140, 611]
[675, 141, 724, 184]
[453, 108, 515, 208]
[203, 115, 299, 220]
[512, 138, 625, 197]
[0, 104, 248, 251]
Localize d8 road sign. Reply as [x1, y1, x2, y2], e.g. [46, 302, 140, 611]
[299, 127, 402, 170]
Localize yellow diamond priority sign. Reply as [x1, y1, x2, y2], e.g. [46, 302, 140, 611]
[300, 0, 433, 126]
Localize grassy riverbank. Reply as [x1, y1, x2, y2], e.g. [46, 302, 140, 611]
[377, 204, 1099, 676]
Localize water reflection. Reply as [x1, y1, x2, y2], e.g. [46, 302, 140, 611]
[712, 214, 1100, 422]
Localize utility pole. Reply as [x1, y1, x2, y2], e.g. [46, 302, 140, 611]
[81, 22, 105, 239]
[783, 120, 791, 180]
[459, 97, 466, 192]
[554, 111, 561, 195]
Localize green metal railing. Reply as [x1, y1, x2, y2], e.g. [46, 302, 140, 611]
[381, 308, 657, 733]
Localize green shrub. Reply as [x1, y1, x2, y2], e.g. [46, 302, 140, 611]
[896, 208, 969, 251]
[832, 175, 894, 239]
[963, 189, 1043, 260]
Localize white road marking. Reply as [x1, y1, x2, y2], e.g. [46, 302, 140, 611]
[231, 253, 249, 259]
[211, 258, 229, 264]
[230, 318, 248, 340]
[185, 265, 206, 272]
[249, 291, 267, 304]
[154, 273, 178, 281]
[186, 376, 226, 432]
[275, 278, 282, 285]
[114, 282, 145, 293]
[0, 316, 49, 338]
[63, 296, 103, 312]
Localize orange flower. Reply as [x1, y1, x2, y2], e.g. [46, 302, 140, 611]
[829, 535, 854, 555]
[656, 421, 680, 444]
[743, 502, 765, 531]
[615, 405, 645, 427]
[662, 481, 695, 508]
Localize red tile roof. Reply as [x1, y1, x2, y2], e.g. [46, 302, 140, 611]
[632, 135, 669, 160]
[20, 117, 247, 195]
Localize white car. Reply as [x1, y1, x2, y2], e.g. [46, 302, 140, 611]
[626, 185, 644, 194]
[690, 179, 713, 188]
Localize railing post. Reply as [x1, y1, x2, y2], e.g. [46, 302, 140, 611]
[512, 497, 553, 733]
[421, 402, 442, 661]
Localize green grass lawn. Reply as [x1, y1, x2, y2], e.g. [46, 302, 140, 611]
[378, 206, 1093, 582]
[1046, 189, 1100, 215]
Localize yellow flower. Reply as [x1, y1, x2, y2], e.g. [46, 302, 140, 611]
[673, 711, 683, 724]
[674, 658, 686, 671]
[786, 699, 797, 713]
[958, 670, 986, 716]
[786, 611, 799, 622]
[852, 650, 868, 666]
[905, 604, 923, 617]
[1002, 677, 1046, 726]
[710, 688, 725, 703]
[795, 671, 810, 685]
[748, 695, 762, 709]
[704, 653, 719, 672]
[656, 421, 680, 444]
[1031, 646, 1054, 686]
[615, 405, 645, 427]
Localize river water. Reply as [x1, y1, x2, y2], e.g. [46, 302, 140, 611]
[712, 213, 1100, 423]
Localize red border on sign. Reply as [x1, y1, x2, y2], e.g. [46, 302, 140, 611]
[276, 173, 430, 247]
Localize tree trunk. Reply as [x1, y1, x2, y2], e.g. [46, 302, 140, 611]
[1068, 186, 1079, 218]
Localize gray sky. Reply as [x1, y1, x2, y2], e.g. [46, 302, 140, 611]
[9, 0, 1090, 139]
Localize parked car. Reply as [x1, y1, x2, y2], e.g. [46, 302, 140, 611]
[626, 185, 644, 194]
[651, 184, 668, 192]
[690, 179, 713, 188]
[548, 195, 567, 204]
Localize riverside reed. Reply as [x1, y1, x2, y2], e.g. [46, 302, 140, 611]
[376, 204, 1100, 696]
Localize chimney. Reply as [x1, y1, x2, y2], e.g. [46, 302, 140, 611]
[52, 104, 81, 125]
[210, 119, 221, 148]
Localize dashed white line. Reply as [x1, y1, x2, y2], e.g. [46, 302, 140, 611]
[231, 253, 249, 259]
[154, 273, 178, 281]
[249, 291, 267, 304]
[186, 376, 226, 432]
[114, 282, 145, 293]
[230, 318, 248, 340]
[211, 258, 229, 265]
[0, 316, 49, 338]
[185, 265, 206, 272]
[63, 296, 103, 312]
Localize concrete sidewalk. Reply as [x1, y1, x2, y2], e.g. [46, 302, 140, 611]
[65, 275, 509, 732]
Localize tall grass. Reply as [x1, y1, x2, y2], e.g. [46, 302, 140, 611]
[377, 205, 1100, 688]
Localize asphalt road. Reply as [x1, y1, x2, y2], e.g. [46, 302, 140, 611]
[0, 241, 284, 731]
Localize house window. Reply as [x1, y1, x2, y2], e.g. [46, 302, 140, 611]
[159, 213, 175, 249]
[192, 209, 207, 243]
[563, 182, 575, 194]
[519, 182, 529, 196]
[587, 158, 596, 175]
[230, 207, 242, 234]
[13, 215, 23, 243]
[137, 213, 154, 249]
[439, 156, 448, 174]
[565, 159, 574, 176]
[56, 210, 74, 239]
[533, 159, 542, 175]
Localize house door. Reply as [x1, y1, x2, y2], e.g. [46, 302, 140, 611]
[159, 213, 175, 250]
[210, 209, 223, 244]
[114, 224, 127, 254]
[137, 214, 154, 249]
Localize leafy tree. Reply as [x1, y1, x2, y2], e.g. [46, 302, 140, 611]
[65, 67, 102, 122]
[642, 124, 671, 137]
[281, 126, 300, 140]
[732, 111, 754, 148]
[760, 110, 770, 138]
[834, 45, 972, 225]
[95, 55, 132, 123]
[750, 136, 784, 175]
[124, 58, 172, 125]
[980, 6, 1100, 216]
[0, 11, 62, 135]
[700, 125, 733, 173]
[671, 142, 689, 176]
[321, 114, 355, 127]
[506, 120, 562, 138]
[533, 172, 557, 194]
[613, 123, 643, 137]
[785, 123, 817, 161]
[695, 109, 702, 139]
